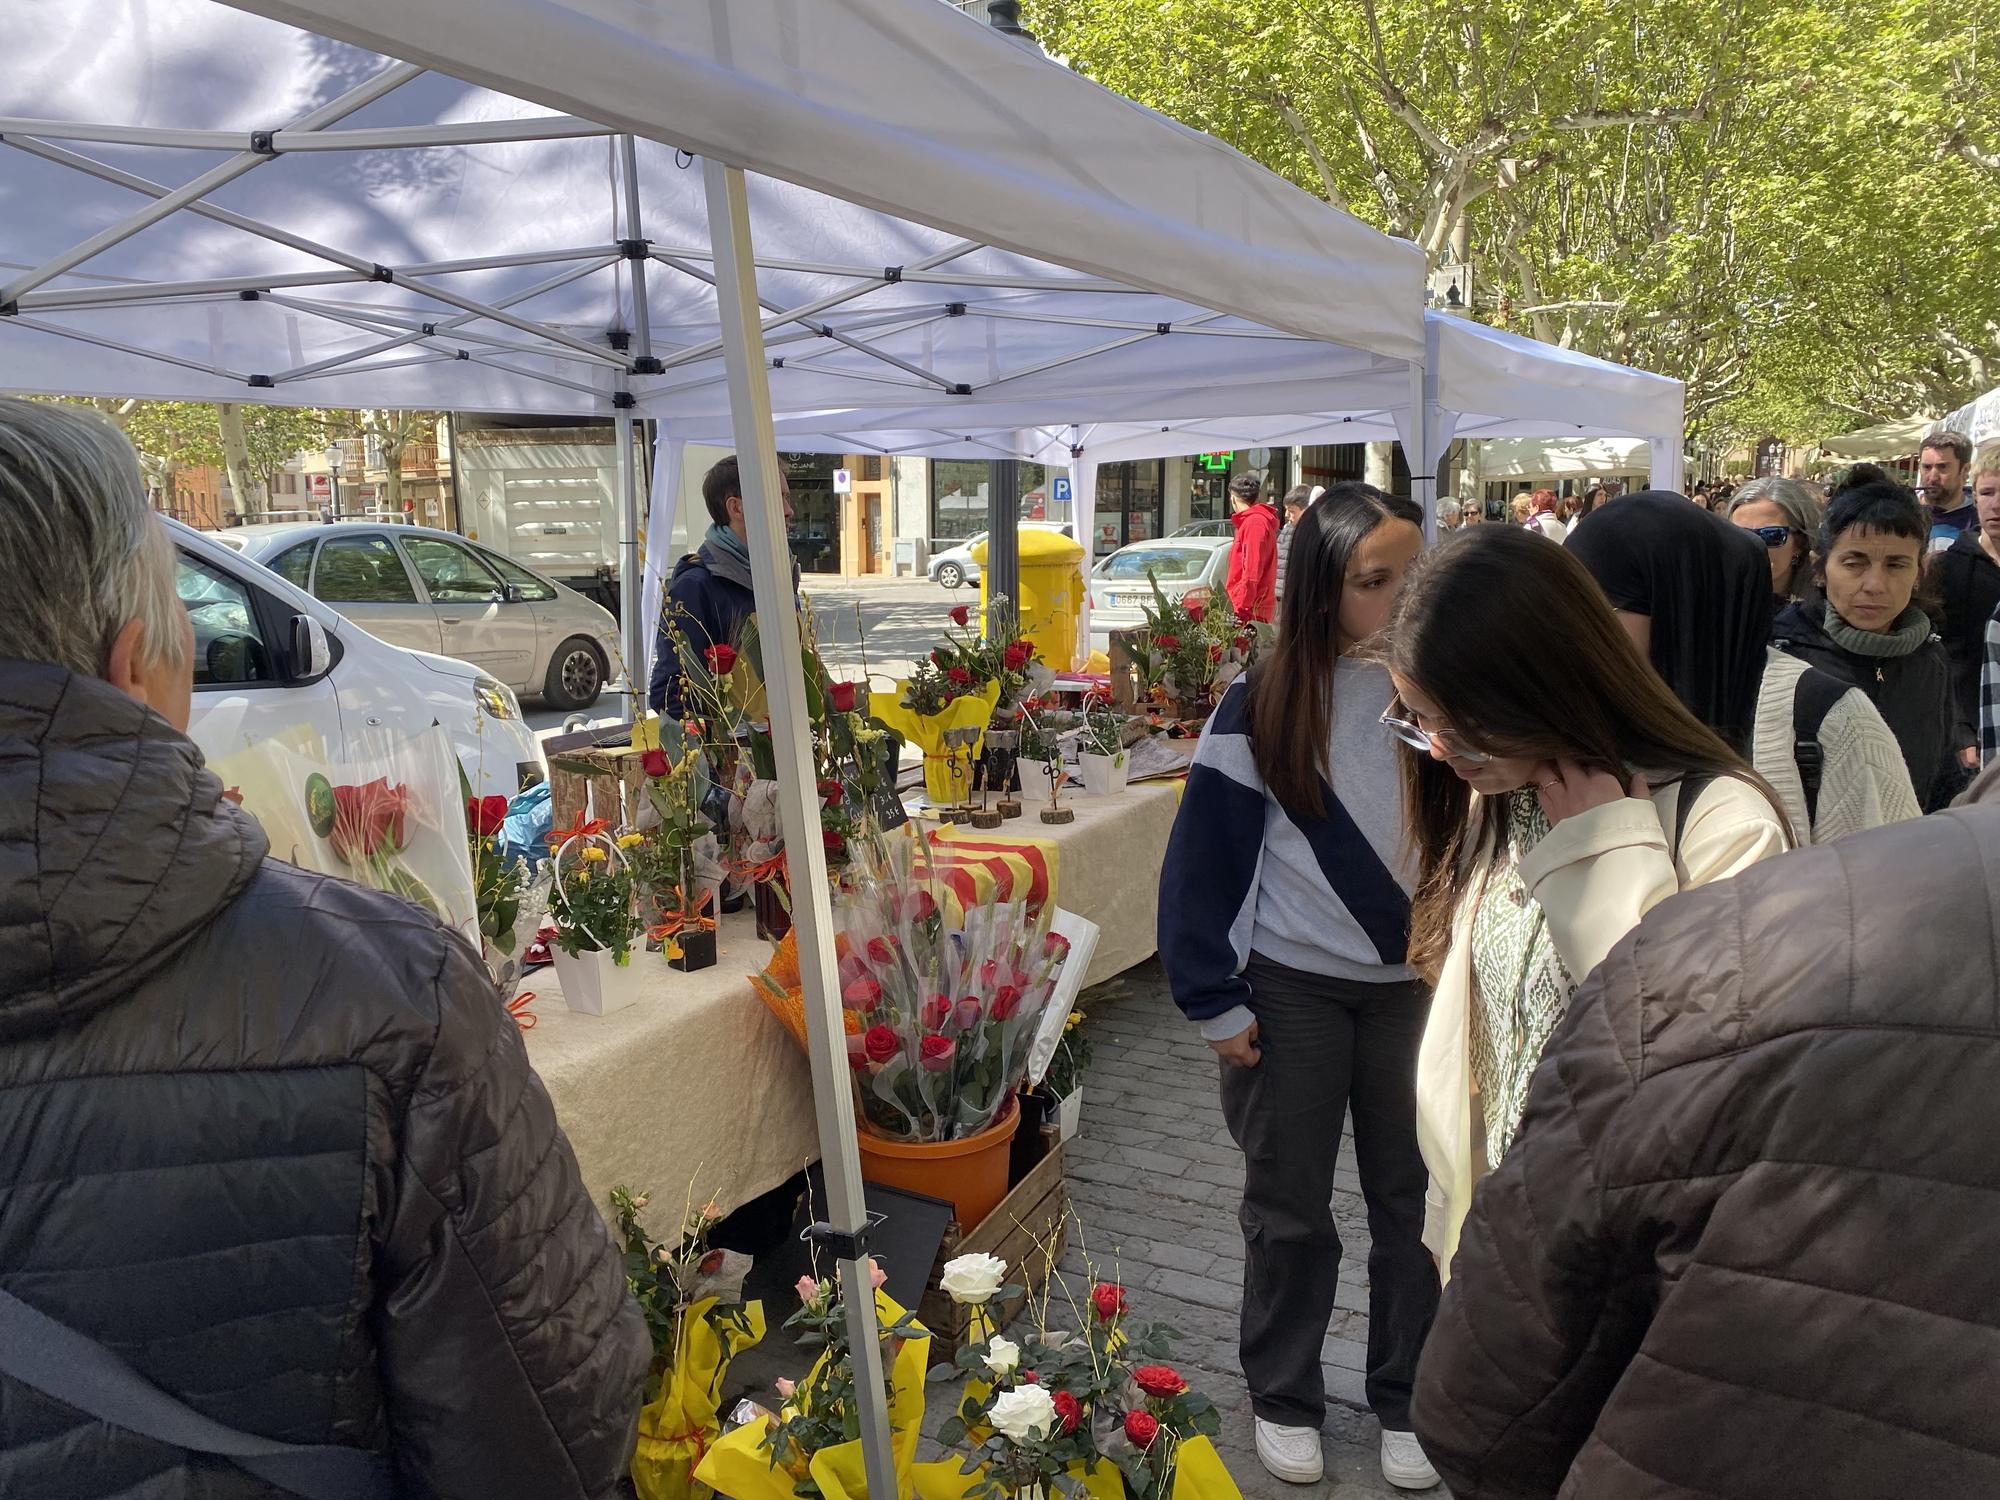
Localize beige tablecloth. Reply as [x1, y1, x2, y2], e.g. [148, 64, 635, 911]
[523, 912, 817, 1223]
[525, 782, 1182, 1223]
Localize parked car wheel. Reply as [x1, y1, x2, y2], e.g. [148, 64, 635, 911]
[544, 636, 606, 710]
[935, 561, 966, 589]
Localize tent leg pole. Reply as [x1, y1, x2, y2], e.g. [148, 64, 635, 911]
[701, 155, 899, 1500]
[1408, 363, 1434, 541]
[616, 411, 644, 718]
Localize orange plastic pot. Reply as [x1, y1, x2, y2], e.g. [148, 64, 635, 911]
[856, 1098, 1021, 1232]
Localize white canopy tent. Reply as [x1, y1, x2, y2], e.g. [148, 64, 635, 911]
[1936, 387, 2000, 451]
[0, 2, 1429, 1483]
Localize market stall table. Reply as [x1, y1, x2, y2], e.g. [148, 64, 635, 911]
[523, 910, 815, 1221]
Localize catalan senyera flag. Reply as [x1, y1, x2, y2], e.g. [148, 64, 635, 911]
[925, 827, 1058, 920]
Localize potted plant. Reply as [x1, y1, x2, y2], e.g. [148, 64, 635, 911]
[1076, 704, 1131, 796]
[546, 814, 644, 1015]
[637, 722, 722, 973]
[1040, 1005, 1093, 1141]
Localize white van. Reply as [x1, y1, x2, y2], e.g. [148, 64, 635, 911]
[171, 519, 546, 800]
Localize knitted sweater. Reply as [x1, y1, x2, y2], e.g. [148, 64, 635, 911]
[1753, 649, 1921, 844]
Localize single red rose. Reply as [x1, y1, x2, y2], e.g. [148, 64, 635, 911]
[705, 643, 738, 675]
[919, 1034, 956, 1071]
[839, 953, 870, 986]
[949, 604, 971, 627]
[1091, 1283, 1127, 1322]
[466, 794, 508, 836]
[1132, 1365, 1188, 1399]
[1153, 633, 1181, 652]
[866, 936, 895, 965]
[641, 747, 670, 779]
[1051, 1390, 1083, 1435]
[841, 976, 882, 1010]
[909, 889, 939, 923]
[1019, 1371, 1038, 1384]
[1184, 600, 1206, 624]
[1043, 932, 1072, 961]
[1003, 640, 1035, 671]
[823, 827, 847, 857]
[699, 1248, 726, 1274]
[978, 958, 1000, 989]
[330, 778, 408, 861]
[1209, 643, 1223, 663]
[828, 680, 859, 714]
[991, 984, 1023, 1021]
[920, 993, 951, 1029]
[1124, 1410, 1160, 1449]
[946, 666, 973, 687]
[819, 777, 846, 805]
[863, 1024, 899, 1063]
[846, 1033, 871, 1069]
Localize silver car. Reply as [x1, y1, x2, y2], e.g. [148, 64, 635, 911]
[1087, 535, 1233, 647]
[222, 521, 625, 710]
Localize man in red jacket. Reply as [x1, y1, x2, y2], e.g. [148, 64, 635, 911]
[1225, 473, 1278, 623]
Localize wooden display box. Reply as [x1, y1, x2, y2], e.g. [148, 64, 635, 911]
[546, 722, 649, 830]
[918, 1127, 1069, 1364]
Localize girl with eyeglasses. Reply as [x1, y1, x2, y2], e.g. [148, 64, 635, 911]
[1571, 492, 1918, 844]
[1379, 526, 1790, 1277]
[1158, 483, 1441, 1492]
[1729, 475, 1822, 607]
[1771, 466, 1962, 808]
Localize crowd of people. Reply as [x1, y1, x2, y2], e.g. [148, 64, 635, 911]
[1161, 441, 2000, 1495]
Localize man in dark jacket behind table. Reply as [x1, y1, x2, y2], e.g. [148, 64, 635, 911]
[648, 452, 795, 716]
[0, 399, 648, 1498]
[1413, 790, 2000, 1497]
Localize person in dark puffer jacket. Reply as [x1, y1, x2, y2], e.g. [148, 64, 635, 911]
[1413, 788, 2000, 1496]
[0, 399, 649, 1499]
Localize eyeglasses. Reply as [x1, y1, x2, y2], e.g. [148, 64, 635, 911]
[1379, 703, 1492, 765]
[1750, 525, 1797, 549]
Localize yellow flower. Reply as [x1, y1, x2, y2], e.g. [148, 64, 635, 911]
[1064, 1011, 1085, 1032]
[575, 869, 592, 884]
[616, 833, 645, 849]
[582, 846, 608, 863]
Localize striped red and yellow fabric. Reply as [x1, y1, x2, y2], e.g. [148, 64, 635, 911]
[925, 828, 1060, 920]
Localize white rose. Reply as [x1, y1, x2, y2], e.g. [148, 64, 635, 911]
[982, 1335, 1021, 1379]
[988, 1385, 1056, 1444]
[939, 1251, 1007, 1305]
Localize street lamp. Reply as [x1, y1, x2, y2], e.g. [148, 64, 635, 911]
[323, 442, 343, 520]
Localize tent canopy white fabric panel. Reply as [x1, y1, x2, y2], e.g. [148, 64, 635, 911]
[1469, 436, 1653, 480]
[1818, 413, 1937, 460]
[1933, 390, 1999, 450]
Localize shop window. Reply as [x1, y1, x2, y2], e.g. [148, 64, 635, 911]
[931, 459, 1048, 540]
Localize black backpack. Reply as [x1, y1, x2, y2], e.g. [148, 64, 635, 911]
[1792, 665, 1849, 833]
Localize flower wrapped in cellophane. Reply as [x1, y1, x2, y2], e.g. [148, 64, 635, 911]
[834, 830, 1074, 1142]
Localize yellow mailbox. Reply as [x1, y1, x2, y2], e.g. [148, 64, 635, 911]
[969, 528, 1087, 670]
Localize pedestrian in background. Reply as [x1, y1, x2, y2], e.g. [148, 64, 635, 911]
[1728, 475, 1822, 608]
[1414, 792, 2000, 1498]
[1459, 498, 1484, 526]
[1160, 483, 1441, 1492]
[1918, 430, 1975, 550]
[1379, 527, 1790, 1276]
[1523, 489, 1565, 541]
[1273, 482, 1319, 606]
[1772, 465, 1961, 809]
[1929, 448, 2000, 769]
[1224, 471, 1279, 624]
[1561, 484, 1604, 537]
[0, 400, 649, 1498]
[1571, 493, 1918, 845]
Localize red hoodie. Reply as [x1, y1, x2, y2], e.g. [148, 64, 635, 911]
[1226, 502, 1278, 623]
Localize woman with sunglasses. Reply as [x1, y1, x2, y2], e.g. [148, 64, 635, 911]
[1570, 492, 1918, 843]
[1729, 476, 1822, 607]
[1380, 526, 1790, 1277]
[1159, 484, 1440, 1492]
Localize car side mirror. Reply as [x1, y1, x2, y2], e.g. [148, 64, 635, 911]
[501, 582, 524, 604]
[289, 613, 331, 682]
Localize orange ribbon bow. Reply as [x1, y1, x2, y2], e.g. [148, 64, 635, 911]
[546, 811, 610, 851]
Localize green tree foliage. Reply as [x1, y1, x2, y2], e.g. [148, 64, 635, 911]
[1028, 0, 2000, 443]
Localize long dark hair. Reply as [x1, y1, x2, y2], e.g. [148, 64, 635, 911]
[1248, 482, 1422, 818]
[1387, 526, 1785, 980]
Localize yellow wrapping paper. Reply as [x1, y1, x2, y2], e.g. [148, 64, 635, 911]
[695, 1292, 930, 1500]
[1168, 1436, 1243, 1500]
[911, 1436, 1236, 1500]
[871, 685, 1003, 804]
[632, 1297, 768, 1500]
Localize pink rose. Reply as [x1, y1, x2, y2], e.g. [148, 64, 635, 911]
[869, 1258, 888, 1289]
[842, 976, 882, 1010]
[796, 1274, 822, 1305]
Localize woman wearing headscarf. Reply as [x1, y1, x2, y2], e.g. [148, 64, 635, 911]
[1569, 492, 1918, 843]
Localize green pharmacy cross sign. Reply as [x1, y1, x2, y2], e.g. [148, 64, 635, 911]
[1195, 452, 1233, 472]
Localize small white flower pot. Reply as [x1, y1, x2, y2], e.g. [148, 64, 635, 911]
[1056, 1088, 1083, 1141]
[551, 945, 644, 1016]
[1077, 750, 1128, 796]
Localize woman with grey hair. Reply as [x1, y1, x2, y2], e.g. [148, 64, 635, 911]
[1729, 476, 1822, 607]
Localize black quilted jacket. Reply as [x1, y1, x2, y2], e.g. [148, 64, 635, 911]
[0, 662, 649, 1498]
[1413, 805, 2000, 1497]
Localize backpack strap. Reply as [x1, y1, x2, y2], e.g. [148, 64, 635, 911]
[1792, 666, 1849, 833]
[1670, 774, 1716, 861]
[0, 1288, 392, 1500]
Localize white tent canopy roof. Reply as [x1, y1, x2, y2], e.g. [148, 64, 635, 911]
[1818, 413, 1938, 461]
[0, 0, 1423, 420]
[1935, 387, 2000, 451]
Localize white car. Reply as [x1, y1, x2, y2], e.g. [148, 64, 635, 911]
[928, 522, 1073, 589]
[172, 519, 547, 800]
[1087, 536, 1234, 648]
[220, 521, 625, 711]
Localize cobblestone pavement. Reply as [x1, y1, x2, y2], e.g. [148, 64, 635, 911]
[1050, 958, 1423, 1498]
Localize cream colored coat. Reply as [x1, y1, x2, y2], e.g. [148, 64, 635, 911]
[1416, 776, 1791, 1277]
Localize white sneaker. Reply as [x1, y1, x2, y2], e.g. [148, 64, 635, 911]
[1254, 1418, 1324, 1485]
[1379, 1428, 1440, 1490]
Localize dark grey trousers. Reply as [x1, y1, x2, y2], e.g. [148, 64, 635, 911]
[1219, 955, 1439, 1430]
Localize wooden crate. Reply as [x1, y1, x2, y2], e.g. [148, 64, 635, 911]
[546, 725, 650, 831]
[917, 1130, 1070, 1363]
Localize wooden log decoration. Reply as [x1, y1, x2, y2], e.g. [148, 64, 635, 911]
[1039, 750, 1073, 825]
